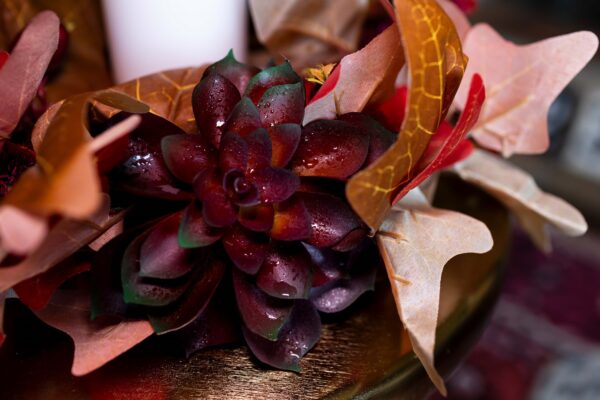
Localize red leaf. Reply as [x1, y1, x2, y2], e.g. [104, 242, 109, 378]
[13, 254, 91, 311]
[391, 74, 485, 204]
[0, 11, 59, 138]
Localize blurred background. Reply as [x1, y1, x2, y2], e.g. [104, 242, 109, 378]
[431, 1, 600, 399]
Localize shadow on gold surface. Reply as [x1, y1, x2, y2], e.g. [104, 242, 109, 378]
[0, 176, 510, 399]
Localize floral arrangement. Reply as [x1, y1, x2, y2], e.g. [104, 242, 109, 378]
[0, 0, 596, 395]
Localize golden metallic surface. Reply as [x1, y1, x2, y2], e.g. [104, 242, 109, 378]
[0, 177, 509, 399]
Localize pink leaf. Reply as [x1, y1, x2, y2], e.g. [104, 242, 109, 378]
[35, 282, 153, 376]
[452, 149, 588, 251]
[0, 206, 47, 257]
[0, 11, 59, 138]
[455, 24, 598, 157]
[377, 189, 493, 395]
[303, 25, 405, 124]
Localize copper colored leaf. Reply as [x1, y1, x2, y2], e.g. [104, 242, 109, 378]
[454, 25, 598, 157]
[0, 10, 59, 138]
[376, 189, 493, 395]
[35, 282, 154, 376]
[3, 91, 146, 219]
[0, 195, 122, 292]
[437, 0, 471, 41]
[96, 67, 207, 133]
[249, 0, 370, 71]
[452, 149, 588, 251]
[303, 25, 405, 124]
[347, 0, 467, 231]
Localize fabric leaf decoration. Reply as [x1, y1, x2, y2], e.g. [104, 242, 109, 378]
[376, 189, 493, 395]
[452, 149, 588, 251]
[454, 24, 598, 157]
[347, 0, 467, 231]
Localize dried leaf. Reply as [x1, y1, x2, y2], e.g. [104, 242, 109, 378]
[455, 24, 599, 157]
[95, 67, 207, 133]
[376, 189, 493, 395]
[0, 195, 123, 292]
[347, 0, 467, 231]
[2, 91, 147, 219]
[303, 25, 405, 124]
[35, 281, 154, 376]
[0, 10, 59, 138]
[249, 0, 370, 71]
[452, 149, 587, 251]
[437, 0, 470, 41]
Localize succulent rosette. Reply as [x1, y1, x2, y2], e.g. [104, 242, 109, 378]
[92, 52, 396, 370]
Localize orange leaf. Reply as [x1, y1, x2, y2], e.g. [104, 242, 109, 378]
[454, 24, 598, 157]
[303, 25, 405, 123]
[377, 189, 493, 395]
[347, 0, 467, 231]
[35, 281, 154, 376]
[96, 67, 207, 133]
[452, 149, 588, 251]
[2, 91, 147, 219]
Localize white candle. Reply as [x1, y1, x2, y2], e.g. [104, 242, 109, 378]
[102, 0, 247, 83]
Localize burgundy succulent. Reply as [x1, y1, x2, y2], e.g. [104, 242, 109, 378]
[102, 51, 396, 371]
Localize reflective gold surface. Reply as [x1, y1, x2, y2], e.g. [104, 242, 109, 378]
[0, 177, 509, 399]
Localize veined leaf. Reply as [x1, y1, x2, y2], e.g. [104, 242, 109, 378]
[347, 0, 467, 231]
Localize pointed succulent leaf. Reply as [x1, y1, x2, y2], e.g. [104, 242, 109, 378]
[192, 73, 241, 148]
[149, 252, 226, 334]
[223, 97, 262, 137]
[139, 213, 194, 280]
[122, 227, 191, 307]
[111, 113, 191, 200]
[246, 128, 272, 170]
[243, 300, 321, 372]
[244, 61, 302, 104]
[223, 224, 270, 274]
[256, 242, 313, 300]
[290, 119, 369, 179]
[257, 82, 305, 127]
[202, 50, 260, 95]
[249, 167, 300, 204]
[179, 202, 224, 248]
[267, 124, 301, 167]
[233, 268, 293, 340]
[303, 244, 348, 287]
[161, 134, 217, 184]
[339, 112, 396, 166]
[194, 169, 238, 228]
[219, 131, 249, 173]
[301, 192, 367, 248]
